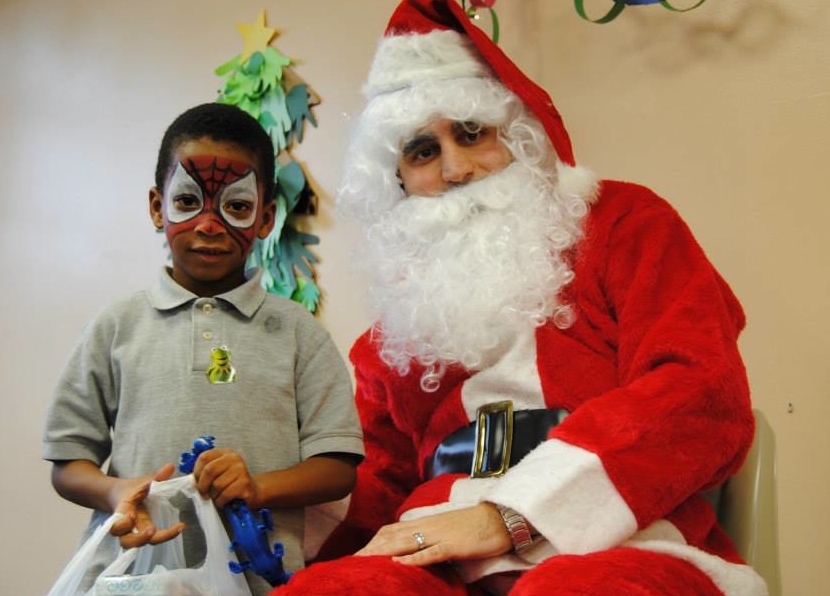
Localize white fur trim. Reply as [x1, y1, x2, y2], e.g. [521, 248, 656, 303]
[364, 30, 487, 99]
[489, 439, 638, 554]
[626, 524, 769, 596]
[401, 440, 638, 555]
[555, 162, 599, 205]
[400, 457, 767, 592]
[459, 328, 547, 420]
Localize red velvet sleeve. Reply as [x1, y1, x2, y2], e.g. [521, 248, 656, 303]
[549, 180, 754, 528]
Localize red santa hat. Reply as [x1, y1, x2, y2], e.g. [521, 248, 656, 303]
[365, 0, 576, 167]
[337, 0, 596, 225]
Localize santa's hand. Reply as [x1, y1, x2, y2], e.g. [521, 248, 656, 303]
[356, 503, 512, 566]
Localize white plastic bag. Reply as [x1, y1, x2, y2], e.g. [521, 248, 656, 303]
[47, 474, 253, 596]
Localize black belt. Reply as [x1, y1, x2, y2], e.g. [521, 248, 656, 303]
[425, 401, 569, 480]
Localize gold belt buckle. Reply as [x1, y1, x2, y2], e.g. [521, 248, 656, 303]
[471, 400, 514, 478]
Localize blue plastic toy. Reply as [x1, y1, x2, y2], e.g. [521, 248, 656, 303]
[178, 435, 291, 587]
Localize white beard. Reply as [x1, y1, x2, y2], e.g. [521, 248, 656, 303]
[360, 160, 589, 391]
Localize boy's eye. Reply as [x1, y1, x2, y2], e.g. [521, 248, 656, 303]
[221, 198, 257, 227]
[172, 195, 202, 211]
[223, 200, 254, 215]
[217, 170, 259, 228]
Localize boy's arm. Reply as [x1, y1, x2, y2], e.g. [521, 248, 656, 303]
[51, 459, 185, 547]
[193, 449, 357, 509]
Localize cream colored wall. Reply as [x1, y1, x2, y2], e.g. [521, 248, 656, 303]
[0, 2, 392, 594]
[495, 3, 830, 595]
[0, 1, 825, 595]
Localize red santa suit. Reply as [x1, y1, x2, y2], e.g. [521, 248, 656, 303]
[315, 179, 764, 596]
[278, 1, 767, 595]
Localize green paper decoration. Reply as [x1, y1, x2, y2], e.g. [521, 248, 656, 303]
[214, 25, 321, 312]
[461, 0, 500, 44]
[574, 0, 709, 24]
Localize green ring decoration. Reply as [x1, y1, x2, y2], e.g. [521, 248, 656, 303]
[574, 0, 627, 24]
[660, 0, 708, 12]
[575, 0, 708, 23]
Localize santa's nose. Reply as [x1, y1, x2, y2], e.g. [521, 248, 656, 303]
[441, 147, 475, 186]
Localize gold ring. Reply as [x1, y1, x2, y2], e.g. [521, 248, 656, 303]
[413, 531, 426, 550]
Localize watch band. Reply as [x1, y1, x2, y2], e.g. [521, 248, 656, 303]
[496, 504, 534, 552]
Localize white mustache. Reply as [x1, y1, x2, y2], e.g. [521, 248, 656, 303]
[384, 162, 525, 243]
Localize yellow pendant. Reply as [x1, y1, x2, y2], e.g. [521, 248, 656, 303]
[206, 345, 237, 384]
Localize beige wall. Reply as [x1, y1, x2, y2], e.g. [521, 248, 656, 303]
[0, 1, 825, 594]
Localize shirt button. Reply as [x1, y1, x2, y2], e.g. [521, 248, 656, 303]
[202, 304, 213, 314]
[202, 331, 213, 340]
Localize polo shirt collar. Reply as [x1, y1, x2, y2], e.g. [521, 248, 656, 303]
[148, 267, 267, 318]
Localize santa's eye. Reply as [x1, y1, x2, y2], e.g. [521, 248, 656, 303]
[460, 130, 482, 144]
[413, 145, 439, 163]
[402, 138, 439, 165]
[454, 121, 488, 146]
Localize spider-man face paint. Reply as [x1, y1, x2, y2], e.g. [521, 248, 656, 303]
[163, 155, 261, 252]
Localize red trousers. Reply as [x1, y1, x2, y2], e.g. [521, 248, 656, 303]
[271, 547, 724, 596]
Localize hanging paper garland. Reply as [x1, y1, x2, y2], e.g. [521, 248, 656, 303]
[575, 0, 708, 24]
[214, 10, 321, 312]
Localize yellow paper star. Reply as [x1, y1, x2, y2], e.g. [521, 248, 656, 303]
[236, 10, 277, 62]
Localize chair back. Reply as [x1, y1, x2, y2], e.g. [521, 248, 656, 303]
[717, 409, 783, 596]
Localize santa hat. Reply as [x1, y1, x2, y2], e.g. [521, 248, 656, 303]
[365, 0, 576, 167]
[337, 0, 596, 224]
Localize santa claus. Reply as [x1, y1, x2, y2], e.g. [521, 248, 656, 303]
[275, 0, 767, 594]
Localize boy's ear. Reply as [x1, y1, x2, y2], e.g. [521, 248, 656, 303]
[149, 187, 164, 229]
[257, 199, 277, 239]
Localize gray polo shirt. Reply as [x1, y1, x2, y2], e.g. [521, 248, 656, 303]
[43, 268, 364, 595]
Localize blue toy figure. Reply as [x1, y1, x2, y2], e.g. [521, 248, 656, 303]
[179, 436, 291, 587]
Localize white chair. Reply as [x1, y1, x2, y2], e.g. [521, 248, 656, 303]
[716, 409, 783, 596]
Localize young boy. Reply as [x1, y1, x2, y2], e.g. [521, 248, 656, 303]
[42, 103, 364, 596]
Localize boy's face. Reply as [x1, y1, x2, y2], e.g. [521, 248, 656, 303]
[149, 137, 275, 296]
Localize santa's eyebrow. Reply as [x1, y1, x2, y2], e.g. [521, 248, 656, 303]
[401, 133, 437, 158]
[451, 120, 483, 134]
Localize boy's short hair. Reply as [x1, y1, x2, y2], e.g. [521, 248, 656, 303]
[155, 103, 276, 203]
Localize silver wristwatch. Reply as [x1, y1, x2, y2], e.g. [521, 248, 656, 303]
[496, 504, 534, 552]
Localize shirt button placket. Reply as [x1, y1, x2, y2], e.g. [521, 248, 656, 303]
[193, 298, 218, 371]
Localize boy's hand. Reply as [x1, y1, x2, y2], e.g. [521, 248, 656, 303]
[109, 463, 185, 548]
[193, 448, 259, 508]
